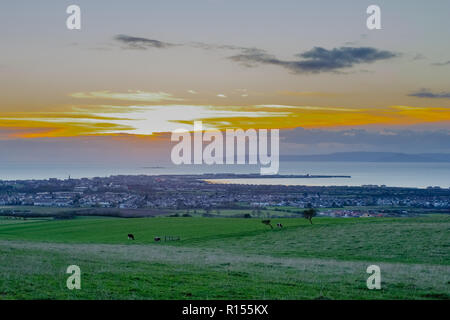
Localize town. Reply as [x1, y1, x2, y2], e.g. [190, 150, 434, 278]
[0, 174, 449, 218]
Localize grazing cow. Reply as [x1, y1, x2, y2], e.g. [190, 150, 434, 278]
[154, 237, 161, 242]
[277, 223, 283, 228]
[128, 233, 135, 240]
[261, 219, 273, 229]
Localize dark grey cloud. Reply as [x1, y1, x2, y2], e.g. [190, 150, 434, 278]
[114, 34, 175, 49]
[113, 34, 398, 74]
[412, 53, 426, 60]
[228, 48, 281, 68]
[408, 89, 450, 99]
[114, 34, 248, 52]
[188, 42, 248, 51]
[229, 46, 398, 74]
[431, 60, 450, 66]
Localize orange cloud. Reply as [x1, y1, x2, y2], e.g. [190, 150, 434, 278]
[0, 104, 449, 139]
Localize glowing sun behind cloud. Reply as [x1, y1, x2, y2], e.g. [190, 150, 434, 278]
[0, 102, 449, 139]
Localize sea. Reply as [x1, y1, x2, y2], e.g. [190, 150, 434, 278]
[0, 161, 449, 189]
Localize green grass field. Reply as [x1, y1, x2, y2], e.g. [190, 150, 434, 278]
[0, 215, 448, 299]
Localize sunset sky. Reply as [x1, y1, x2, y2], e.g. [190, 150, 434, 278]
[1, 0, 450, 161]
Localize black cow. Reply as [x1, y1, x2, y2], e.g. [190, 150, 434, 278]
[262, 219, 273, 229]
[128, 233, 135, 240]
[277, 223, 283, 228]
[154, 237, 161, 242]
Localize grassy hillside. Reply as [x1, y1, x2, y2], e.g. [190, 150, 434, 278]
[0, 215, 448, 299]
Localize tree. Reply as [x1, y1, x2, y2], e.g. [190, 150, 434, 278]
[303, 208, 317, 224]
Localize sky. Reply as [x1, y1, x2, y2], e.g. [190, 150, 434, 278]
[0, 0, 450, 162]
